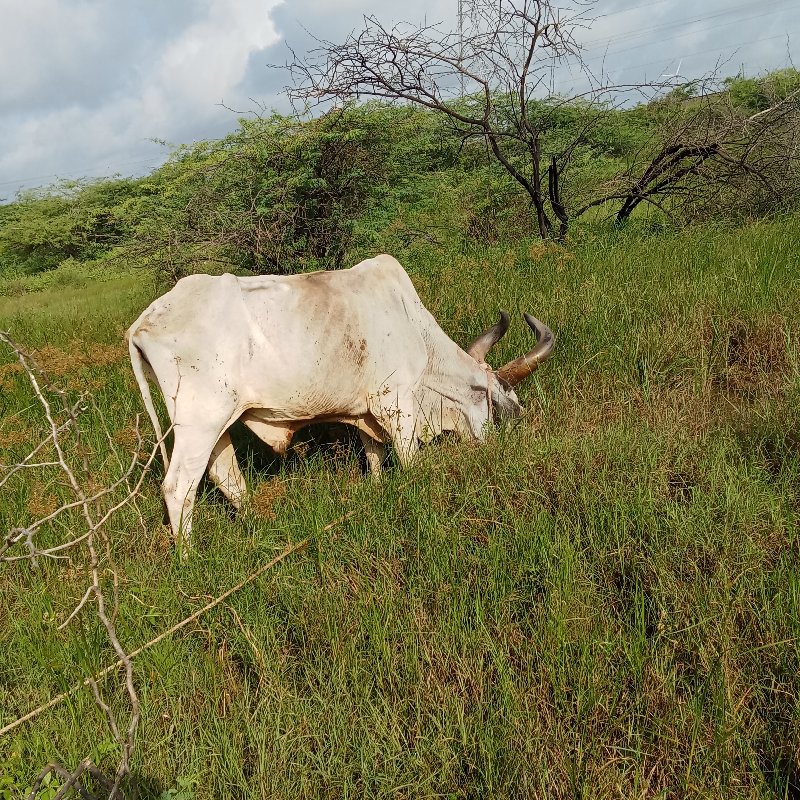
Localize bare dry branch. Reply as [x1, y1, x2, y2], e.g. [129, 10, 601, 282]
[0, 536, 313, 739]
[26, 757, 114, 800]
[0, 331, 162, 795]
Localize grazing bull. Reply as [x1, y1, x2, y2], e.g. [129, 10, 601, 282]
[127, 254, 553, 553]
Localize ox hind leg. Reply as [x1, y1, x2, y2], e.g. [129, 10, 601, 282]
[206, 414, 295, 511]
[240, 413, 296, 457]
[207, 431, 248, 509]
[163, 421, 229, 559]
[206, 417, 295, 515]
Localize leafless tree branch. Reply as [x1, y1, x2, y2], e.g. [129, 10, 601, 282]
[566, 78, 800, 225]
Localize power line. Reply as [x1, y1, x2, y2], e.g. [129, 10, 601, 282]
[602, 32, 792, 75]
[555, 28, 796, 101]
[0, 155, 166, 190]
[595, 0, 682, 20]
[557, 30, 794, 94]
[596, 0, 672, 19]
[581, 15, 794, 68]
[581, 0, 795, 54]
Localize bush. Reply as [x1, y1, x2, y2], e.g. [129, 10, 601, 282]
[0, 179, 138, 276]
[125, 105, 446, 281]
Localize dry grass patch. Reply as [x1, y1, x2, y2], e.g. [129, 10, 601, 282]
[25, 482, 59, 520]
[714, 314, 792, 398]
[0, 423, 35, 450]
[32, 340, 127, 377]
[250, 479, 289, 521]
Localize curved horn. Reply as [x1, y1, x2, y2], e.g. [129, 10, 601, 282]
[466, 310, 510, 362]
[496, 313, 554, 388]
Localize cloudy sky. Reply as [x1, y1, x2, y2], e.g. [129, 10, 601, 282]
[1, 0, 797, 199]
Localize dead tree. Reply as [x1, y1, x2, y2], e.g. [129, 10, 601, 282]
[288, 0, 618, 240]
[572, 83, 800, 225]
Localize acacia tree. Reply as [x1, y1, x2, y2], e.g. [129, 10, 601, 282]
[288, 0, 617, 240]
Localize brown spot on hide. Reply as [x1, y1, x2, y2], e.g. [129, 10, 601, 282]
[343, 331, 368, 369]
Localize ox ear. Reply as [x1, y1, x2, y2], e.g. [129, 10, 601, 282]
[466, 310, 510, 362]
[496, 313, 554, 388]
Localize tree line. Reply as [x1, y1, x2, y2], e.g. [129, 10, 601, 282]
[1, 67, 799, 281]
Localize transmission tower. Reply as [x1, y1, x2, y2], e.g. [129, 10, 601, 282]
[458, 0, 465, 95]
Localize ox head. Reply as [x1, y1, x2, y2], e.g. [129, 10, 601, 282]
[453, 310, 554, 438]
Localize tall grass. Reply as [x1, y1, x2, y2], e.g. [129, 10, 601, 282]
[1, 218, 799, 798]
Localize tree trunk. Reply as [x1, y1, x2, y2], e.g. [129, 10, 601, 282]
[548, 155, 568, 241]
[530, 139, 552, 239]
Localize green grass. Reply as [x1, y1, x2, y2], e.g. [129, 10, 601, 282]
[1, 218, 799, 798]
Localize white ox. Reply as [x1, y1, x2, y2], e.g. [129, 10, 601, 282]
[127, 254, 553, 552]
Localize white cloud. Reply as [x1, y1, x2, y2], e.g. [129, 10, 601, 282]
[0, 0, 104, 109]
[0, 0, 797, 197]
[153, 0, 282, 114]
[0, 0, 283, 196]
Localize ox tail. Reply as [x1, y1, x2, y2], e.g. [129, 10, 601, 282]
[127, 333, 170, 472]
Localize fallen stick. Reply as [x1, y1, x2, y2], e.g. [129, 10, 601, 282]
[1, 536, 312, 738]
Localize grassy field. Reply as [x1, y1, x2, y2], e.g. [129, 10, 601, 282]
[1, 218, 799, 798]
